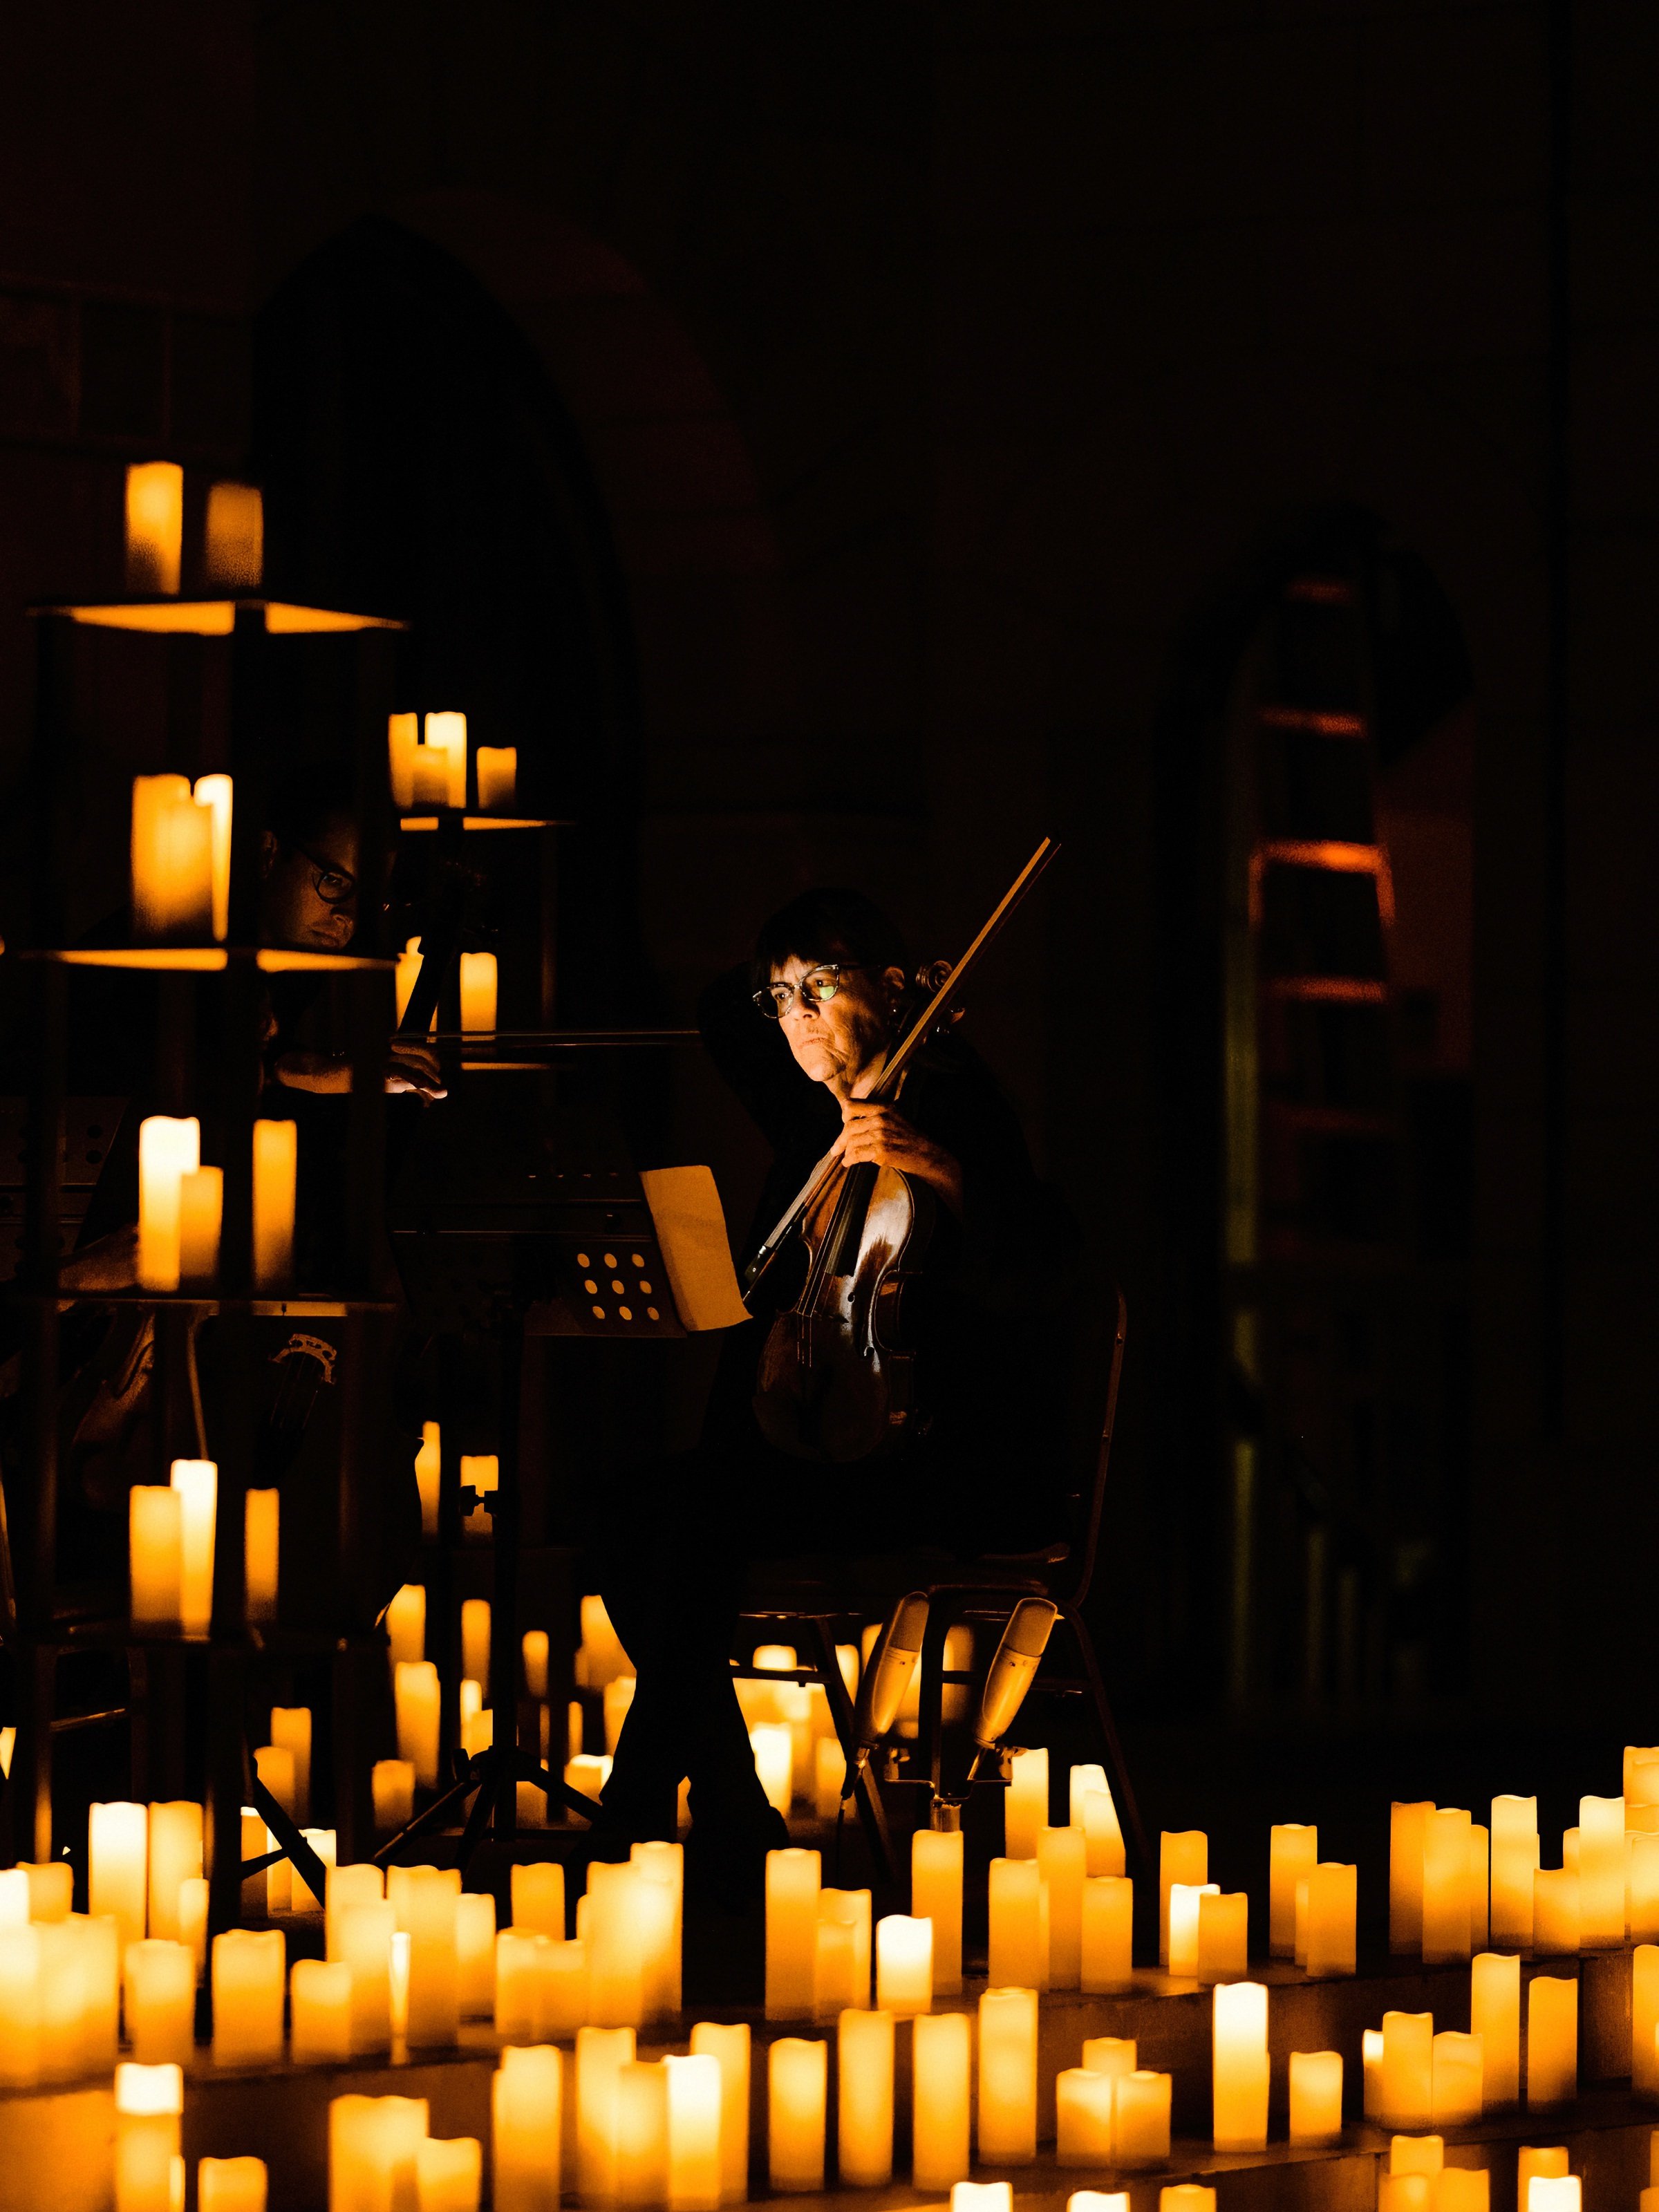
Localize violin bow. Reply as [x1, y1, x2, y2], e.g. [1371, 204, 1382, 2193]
[740, 834, 1060, 1300]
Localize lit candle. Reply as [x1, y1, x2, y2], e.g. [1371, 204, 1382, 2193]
[386, 1585, 426, 1676]
[1423, 1807, 1473, 1963]
[391, 1864, 461, 2047]
[665, 2051, 722, 2212]
[1432, 2030, 1483, 2125]
[396, 1661, 442, 1788]
[338, 1900, 395, 2054]
[255, 1745, 295, 1830]
[458, 1893, 496, 2020]
[290, 1958, 352, 2061]
[1004, 1747, 1048, 1859]
[1196, 1891, 1248, 1983]
[125, 1940, 195, 2065]
[1380, 2011, 1435, 2129]
[1056, 2068, 1115, 2164]
[495, 1932, 551, 2041]
[270, 1705, 312, 1824]
[768, 2036, 827, 2192]
[198, 2157, 268, 2212]
[330, 2096, 429, 2212]
[424, 713, 469, 809]
[147, 1801, 203, 1943]
[812, 1739, 845, 1822]
[1519, 2146, 1570, 2209]
[1288, 2050, 1342, 2142]
[977, 1987, 1038, 2164]
[1069, 2197, 1130, 2212]
[372, 1761, 415, 1834]
[126, 462, 183, 593]
[909, 1830, 963, 1995]
[587, 1861, 645, 2029]
[987, 1858, 1049, 1989]
[1363, 2029, 1383, 2117]
[1631, 1837, 1659, 1942]
[245, 1490, 279, 1623]
[138, 1113, 201, 1291]
[204, 482, 263, 590]
[605, 1678, 638, 1756]
[1113, 2071, 1172, 2166]
[1271, 1825, 1318, 1956]
[513, 1863, 566, 1939]
[178, 1167, 223, 1284]
[1306, 1863, 1358, 1977]
[953, 2190, 1011, 2212]
[415, 2137, 482, 2212]
[874, 1915, 931, 2018]
[522, 1630, 550, 1700]
[252, 1120, 297, 1290]
[460, 1598, 491, 1690]
[131, 778, 212, 944]
[1470, 1824, 1490, 1949]
[577, 2025, 638, 2204]
[1082, 1875, 1134, 1990]
[579, 1593, 632, 1686]
[631, 1841, 684, 2018]
[1490, 1797, 1540, 1947]
[212, 1929, 285, 2065]
[1527, 1976, 1577, 2108]
[767, 1850, 821, 2021]
[1533, 1869, 1580, 1955]
[326, 1864, 384, 1962]
[1212, 1980, 1268, 2150]
[615, 2060, 668, 2209]
[689, 2020, 749, 2205]
[1166, 1882, 1217, 1979]
[0, 1926, 41, 2088]
[129, 1488, 183, 1627]
[1532, 2182, 1580, 2212]
[837, 2009, 894, 2186]
[476, 747, 518, 810]
[1038, 1826, 1086, 1990]
[21, 1862, 71, 1923]
[1389, 1801, 1435, 1954]
[1159, 1830, 1208, 1964]
[750, 1724, 791, 1815]
[415, 1422, 441, 1534]
[1579, 1797, 1625, 1948]
[388, 715, 420, 810]
[458, 950, 499, 1035]
[115, 2059, 182, 2212]
[1473, 1951, 1521, 2105]
[90, 1801, 149, 1957]
[912, 2009, 971, 2188]
[494, 2044, 562, 2212]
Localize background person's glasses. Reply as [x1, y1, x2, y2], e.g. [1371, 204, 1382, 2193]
[292, 842, 358, 908]
[753, 963, 863, 1019]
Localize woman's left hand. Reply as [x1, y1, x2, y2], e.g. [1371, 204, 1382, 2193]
[836, 1100, 964, 1215]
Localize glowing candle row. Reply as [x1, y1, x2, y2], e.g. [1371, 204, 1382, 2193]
[124, 465, 263, 596]
[130, 773, 232, 943]
[137, 1114, 296, 1292]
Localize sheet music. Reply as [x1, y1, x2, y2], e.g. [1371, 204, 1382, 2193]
[639, 1165, 751, 1332]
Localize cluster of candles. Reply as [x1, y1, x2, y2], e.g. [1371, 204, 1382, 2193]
[124, 462, 264, 598]
[387, 711, 518, 814]
[135, 1112, 297, 1293]
[127, 1458, 279, 1631]
[395, 937, 500, 1034]
[131, 771, 233, 941]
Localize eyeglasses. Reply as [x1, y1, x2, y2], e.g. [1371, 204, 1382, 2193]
[753, 964, 863, 1020]
[291, 842, 358, 909]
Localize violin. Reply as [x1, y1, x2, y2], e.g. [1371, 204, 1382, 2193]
[747, 838, 1058, 1463]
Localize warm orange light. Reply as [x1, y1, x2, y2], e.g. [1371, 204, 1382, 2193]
[1248, 840, 1395, 926]
[125, 463, 183, 593]
[205, 484, 263, 589]
[1262, 976, 1388, 1004]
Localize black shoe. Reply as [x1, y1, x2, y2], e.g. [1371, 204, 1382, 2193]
[684, 1804, 791, 1913]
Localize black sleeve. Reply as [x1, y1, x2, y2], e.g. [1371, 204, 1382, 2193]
[697, 964, 823, 1154]
[912, 1053, 1080, 1316]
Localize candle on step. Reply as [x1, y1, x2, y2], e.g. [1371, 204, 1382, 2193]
[1080, 1787, 1127, 1877]
[1212, 1980, 1269, 2150]
[90, 1801, 148, 1958]
[129, 1487, 183, 1627]
[1004, 1747, 1048, 1859]
[125, 462, 184, 593]
[270, 1707, 312, 1824]
[178, 1168, 222, 1284]
[396, 1661, 442, 1788]
[424, 713, 469, 809]
[813, 1889, 870, 2021]
[538, 1933, 590, 2035]
[245, 1490, 279, 1624]
[21, 1862, 71, 1923]
[392, 1865, 461, 2046]
[329, 2097, 429, 2212]
[459, 953, 498, 1036]
[386, 1584, 426, 1672]
[1474, 1951, 1521, 2105]
[415, 2137, 481, 2212]
[1161, 2191, 1215, 2212]
[1528, 1977, 1577, 2108]
[414, 1423, 441, 1537]
[664, 2052, 722, 2212]
[1391, 1802, 1434, 1953]
[1631, 1838, 1659, 1944]
[837, 2009, 894, 2186]
[373, 1761, 416, 1833]
[814, 1739, 844, 1821]
[326, 1864, 384, 1962]
[1423, 1808, 1474, 1963]
[457, 1894, 496, 2019]
[461, 1599, 491, 1689]
[912, 2010, 971, 2188]
[1470, 1824, 1490, 1950]
[1056, 2068, 1116, 2163]
[912, 1830, 964, 1994]
[1364, 2030, 1384, 2117]
[1490, 1797, 1539, 1948]
[1160, 1831, 1208, 1964]
[1518, 2147, 1570, 2210]
[977, 1987, 1038, 2163]
[336, 1902, 395, 2055]
[577, 2024, 637, 2204]
[147, 1801, 203, 1944]
[1380, 2012, 1435, 2130]
[162, 1460, 216, 1635]
[1082, 1875, 1134, 1990]
[587, 1861, 645, 2029]
[875, 1917, 930, 2018]
[522, 1630, 550, 1700]
[1306, 1863, 1358, 1978]
[290, 1959, 352, 2061]
[198, 2159, 268, 2212]
[769, 2037, 827, 2191]
[494, 2045, 562, 2212]
[1579, 1797, 1626, 1948]
[987, 1859, 1049, 1989]
[179, 1880, 208, 1981]
[615, 2059, 668, 2208]
[1531, 2182, 1580, 2212]
[766, 1850, 821, 2021]
[204, 482, 263, 590]
[1533, 1870, 1580, 1955]
[124, 1940, 195, 2065]
[1038, 1826, 1087, 1989]
[1113, 2071, 1172, 2166]
[388, 715, 420, 809]
[1288, 2050, 1342, 2142]
[1271, 1825, 1318, 1957]
[252, 1120, 297, 1291]
[689, 2020, 749, 2205]
[1433, 2031, 1483, 2125]
[1166, 1882, 1217, 1978]
[476, 748, 518, 811]
[494, 1932, 549, 2041]
[130, 775, 210, 941]
[513, 1863, 566, 1940]
[631, 1841, 682, 2017]
[115, 2060, 183, 2212]
[212, 1930, 285, 2065]
[1196, 1891, 1248, 1983]
[138, 1114, 200, 1291]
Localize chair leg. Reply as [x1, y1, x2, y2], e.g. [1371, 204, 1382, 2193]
[803, 1615, 898, 1895]
[1058, 1599, 1150, 1880]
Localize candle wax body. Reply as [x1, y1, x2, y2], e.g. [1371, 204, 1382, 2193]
[1038, 1826, 1087, 1990]
[124, 1941, 195, 2065]
[1196, 1891, 1248, 1983]
[1270, 1826, 1318, 1956]
[766, 1852, 821, 2022]
[688, 2020, 749, 2205]
[90, 1801, 149, 1958]
[837, 2009, 894, 2186]
[1306, 1863, 1358, 1978]
[494, 2045, 562, 2212]
[874, 1916, 932, 2018]
[912, 1830, 964, 1994]
[1056, 2068, 1115, 2164]
[147, 1802, 203, 1944]
[212, 1931, 285, 2066]
[768, 2037, 827, 2192]
[1473, 1951, 1521, 2105]
[1004, 1748, 1048, 1859]
[476, 748, 518, 810]
[1423, 1808, 1473, 1964]
[245, 1490, 279, 1623]
[986, 1859, 1049, 1990]
[1212, 1982, 1269, 2150]
[170, 1460, 217, 1634]
[1082, 1876, 1134, 1990]
[1490, 1797, 1539, 1949]
[1390, 1803, 1433, 1953]
[1160, 1832, 1208, 1965]
[1380, 2012, 1435, 2130]
[977, 1987, 1038, 2164]
[395, 1662, 442, 1788]
[129, 1488, 183, 1627]
[198, 2159, 268, 2212]
[912, 2010, 971, 2188]
[1288, 2051, 1343, 2142]
[665, 2052, 722, 2212]
[1528, 1977, 1577, 2107]
[251, 1120, 297, 1291]
[1432, 2030, 1483, 2125]
[1113, 2072, 1172, 2166]
[291, 1959, 353, 2061]
[577, 2025, 637, 2205]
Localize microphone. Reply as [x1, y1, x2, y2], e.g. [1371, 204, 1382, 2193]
[972, 1597, 1058, 1752]
[856, 1592, 931, 1752]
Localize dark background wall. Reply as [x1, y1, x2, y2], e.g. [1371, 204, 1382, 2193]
[0, 0, 1653, 1731]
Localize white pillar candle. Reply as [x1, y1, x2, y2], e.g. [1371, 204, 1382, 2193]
[458, 1894, 496, 2019]
[124, 1940, 195, 2065]
[204, 484, 263, 590]
[131, 778, 209, 940]
[459, 1598, 490, 1690]
[21, 1862, 72, 1923]
[665, 2052, 722, 2212]
[1038, 1826, 1087, 1990]
[291, 1959, 353, 2062]
[199, 2157, 268, 2212]
[1161, 2193, 1215, 2212]
[388, 715, 420, 809]
[386, 1585, 426, 1671]
[495, 1932, 549, 2042]
[326, 1864, 384, 1961]
[147, 1801, 203, 1944]
[1470, 1824, 1490, 1950]
[813, 1738, 845, 1821]
[494, 2045, 562, 2212]
[329, 2094, 429, 2212]
[178, 1168, 222, 1284]
[251, 1119, 297, 1291]
[1113, 2072, 1172, 2166]
[1490, 1797, 1539, 1948]
[1083, 2034, 1137, 2081]
[912, 2009, 971, 2188]
[212, 1930, 285, 2065]
[458, 953, 498, 1035]
[1474, 1951, 1521, 2106]
[424, 712, 469, 809]
[1082, 1875, 1134, 1989]
[270, 1706, 312, 1824]
[874, 1916, 931, 2018]
[1580, 1797, 1626, 1948]
[987, 1858, 1049, 1989]
[689, 2019, 749, 2206]
[240, 1808, 268, 1920]
[1363, 2028, 1383, 2117]
[476, 747, 518, 810]
[125, 462, 184, 592]
[1631, 1837, 1659, 1942]
[179, 1880, 209, 1980]
[415, 2137, 481, 2212]
[414, 1423, 441, 1536]
[631, 1842, 682, 2019]
[1004, 1748, 1048, 1859]
[1390, 1802, 1433, 1953]
[1067, 1761, 1106, 1830]
[91, 1801, 148, 1958]
[1531, 2182, 1579, 2212]
[521, 1629, 550, 1700]
[513, 1862, 566, 1939]
[1380, 2011, 1435, 2129]
[1271, 1825, 1319, 1956]
[768, 2037, 827, 2192]
[1056, 2068, 1115, 2164]
[1212, 1980, 1268, 2150]
[1288, 2050, 1342, 2142]
[115, 2059, 183, 2212]
[391, 1865, 461, 2047]
[166, 1456, 218, 1636]
[1519, 2146, 1570, 2208]
[541, 1939, 590, 2036]
[396, 1662, 442, 1788]
[1528, 1977, 1577, 2108]
[1306, 1862, 1358, 1977]
[0, 1926, 41, 2088]
[952, 2189, 1011, 2212]
[977, 1987, 1038, 2164]
[1196, 1891, 1248, 1983]
[1159, 1830, 1208, 1963]
[1533, 1870, 1580, 1954]
[577, 2024, 637, 2205]
[911, 1830, 963, 1994]
[587, 1861, 645, 2028]
[255, 1743, 296, 1822]
[1081, 1788, 1127, 1878]
[1166, 1881, 1217, 1979]
[1432, 2030, 1483, 2124]
[766, 1850, 821, 2021]
[245, 1490, 279, 1624]
[129, 1487, 184, 1627]
[837, 2008, 894, 2186]
[615, 2060, 668, 2209]
[373, 1762, 415, 1833]
[1423, 1807, 1473, 1963]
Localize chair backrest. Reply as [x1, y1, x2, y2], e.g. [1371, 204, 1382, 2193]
[1051, 1285, 1127, 1610]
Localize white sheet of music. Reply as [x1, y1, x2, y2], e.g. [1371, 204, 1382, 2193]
[639, 1165, 750, 1332]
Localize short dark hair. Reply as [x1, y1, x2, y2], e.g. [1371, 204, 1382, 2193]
[265, 764, 356, 853]
[751, 888, 911, 995]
